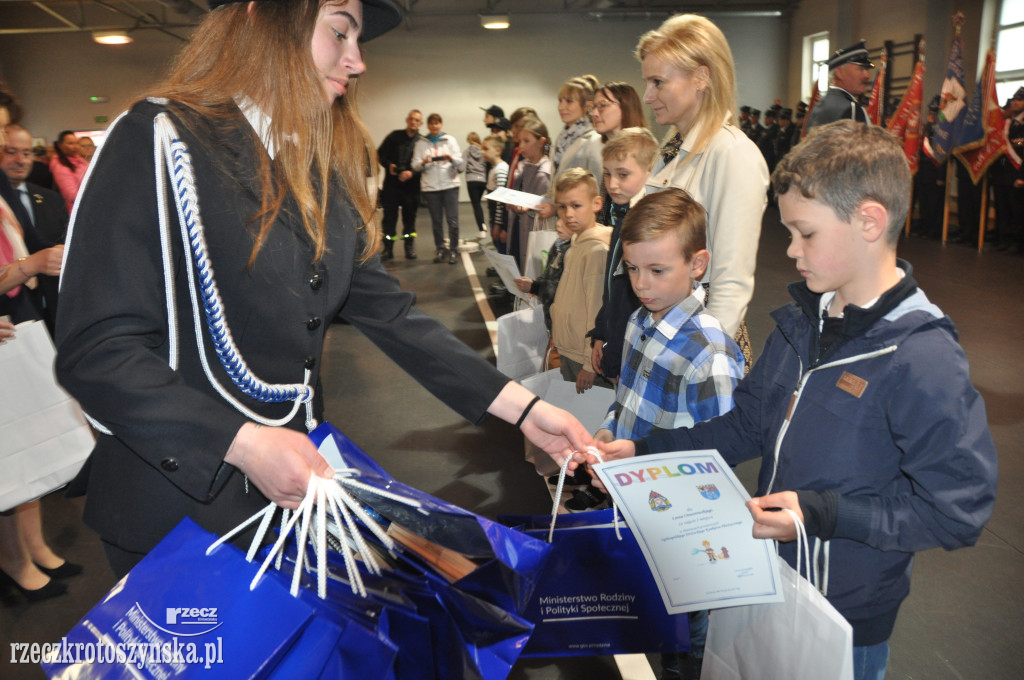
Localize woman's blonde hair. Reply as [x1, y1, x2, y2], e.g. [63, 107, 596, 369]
[636, 14, 737, 165]
[152, 0, 378, 266]
[466, 131, 482, 148]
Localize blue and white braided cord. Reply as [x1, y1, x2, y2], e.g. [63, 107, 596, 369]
[155, 113, 315, 428]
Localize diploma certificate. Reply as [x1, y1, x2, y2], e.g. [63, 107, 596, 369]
[593, 450, 783, 614]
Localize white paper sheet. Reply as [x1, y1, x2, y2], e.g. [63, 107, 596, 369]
[482, 248, 533, 303]
[483, 187, 550, 210]
[593, 450, 783, 614]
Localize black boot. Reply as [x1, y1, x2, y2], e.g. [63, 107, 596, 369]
[382, 239, 394, 260]
[404, 237, 417, 259]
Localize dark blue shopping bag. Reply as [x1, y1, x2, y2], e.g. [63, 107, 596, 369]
[273, 552, 431, 680]
[267, 579, 398, 679]
[281, 527, 535, 680]
[502, 509, 691, 657]
[309, 422, 552, 614]
[42, 518, 316, 680]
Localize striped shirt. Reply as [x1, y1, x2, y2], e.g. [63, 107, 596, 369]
[600, 284, 745, 439]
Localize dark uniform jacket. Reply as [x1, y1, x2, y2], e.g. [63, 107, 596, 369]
[807, 87, 868, 131]
[55, 100, 509, 554]
[0, 173, 56, 325]
[19, 182, 68, 244]
[377, 128, 422, 191]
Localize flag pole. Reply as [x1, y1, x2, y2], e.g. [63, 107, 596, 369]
[977, 175, 988, 252]
[941, 161, 953, 243]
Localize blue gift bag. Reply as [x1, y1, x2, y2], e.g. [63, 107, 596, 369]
[309, 422, 552, 614]
[281, 557, 430, 680]
[42, 518, 317, 680]
[270, 582, 398, 680]
[302, 534, 534, 680]
[502, 509, 691, 657]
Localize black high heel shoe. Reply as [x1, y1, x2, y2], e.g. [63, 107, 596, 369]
[0, 569, 68, 602]
[35, 561, 83, 579]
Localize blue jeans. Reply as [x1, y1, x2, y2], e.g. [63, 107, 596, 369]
[853, 641, 889, 680]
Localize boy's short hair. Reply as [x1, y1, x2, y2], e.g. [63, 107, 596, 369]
[620, 188, 706, 261]
[772, 120, 910, 246]
[483, 135, 505, 153]
[427, 112, 442, 124]
[554, 167, 600, 200]
[602, 127, 659, 171]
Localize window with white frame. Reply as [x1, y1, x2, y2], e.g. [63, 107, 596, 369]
[803, 32, 830, 100]
[995, 0, 1024, 102]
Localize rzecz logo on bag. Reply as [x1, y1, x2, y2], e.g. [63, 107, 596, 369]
[129, 603, 223, 636]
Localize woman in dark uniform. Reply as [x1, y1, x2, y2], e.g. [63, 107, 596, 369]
[55, 0, 592, 577]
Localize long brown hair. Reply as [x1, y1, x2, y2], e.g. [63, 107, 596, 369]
[152, 0, 378, 265]
[595, 81, 647, 142]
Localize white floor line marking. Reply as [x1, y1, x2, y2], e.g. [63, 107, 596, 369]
[462, 249, 499, 356]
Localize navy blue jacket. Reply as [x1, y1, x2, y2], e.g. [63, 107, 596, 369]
[638, 263, 997, 645]
[589, 200, 638, 379]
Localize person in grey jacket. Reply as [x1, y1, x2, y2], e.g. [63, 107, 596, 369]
[412, 113, 464, 264]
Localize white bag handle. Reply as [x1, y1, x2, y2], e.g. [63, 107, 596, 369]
[780, 507, 829, 595]
[207, 469, 423, 599]
[547, 448, 622, 543]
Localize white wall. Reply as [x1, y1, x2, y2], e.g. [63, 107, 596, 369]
[1, 11, 786, 197]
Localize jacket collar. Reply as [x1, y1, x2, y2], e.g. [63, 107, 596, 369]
[636, 283, 706, 341]
[772, 259, 942, 360]
[828, 87, 858, 103]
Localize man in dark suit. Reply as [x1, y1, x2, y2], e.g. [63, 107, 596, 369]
[807, 40, 874, 131]
[2, 123, 68, 332]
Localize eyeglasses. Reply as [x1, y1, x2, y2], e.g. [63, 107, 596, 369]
[2, 147, 33, 159]
[592, 100, 618, 112]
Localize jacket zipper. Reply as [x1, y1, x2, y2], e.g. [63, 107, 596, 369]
[765, 344, 899, 494]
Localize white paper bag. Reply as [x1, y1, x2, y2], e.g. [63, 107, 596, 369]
[519, 368, 614, 475]
[496, 304, 549, 380]
[523, 229, 558, 281]
[702, 516, 854, 680]
[0, 320, 94, 511]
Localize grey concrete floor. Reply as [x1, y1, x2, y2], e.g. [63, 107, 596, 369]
[2, 203, 1021, 679]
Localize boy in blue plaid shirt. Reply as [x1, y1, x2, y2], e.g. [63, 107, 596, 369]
[589, 188, 744, 680]
[595, 188, 745, 444]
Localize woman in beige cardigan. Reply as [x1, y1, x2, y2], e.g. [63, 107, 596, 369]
[638, 14, 769, 366]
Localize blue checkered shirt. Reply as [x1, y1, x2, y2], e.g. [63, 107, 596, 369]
[600, 284, 745, 439]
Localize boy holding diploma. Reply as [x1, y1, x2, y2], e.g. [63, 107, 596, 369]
[596, 122, 998, 679]
[591, 188, 744, 679]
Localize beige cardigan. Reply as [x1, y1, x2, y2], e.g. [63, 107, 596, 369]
[645, 120, 769, 336]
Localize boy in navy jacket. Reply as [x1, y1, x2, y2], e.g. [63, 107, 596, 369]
[597, 121, 998, 679]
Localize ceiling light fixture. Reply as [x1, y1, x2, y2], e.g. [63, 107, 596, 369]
[92, 30, 133, 45]
[480, 13, 510, 30]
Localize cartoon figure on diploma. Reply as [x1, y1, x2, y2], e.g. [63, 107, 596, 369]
[649, 490, 671, 512]
[697, 540, 731, 562]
